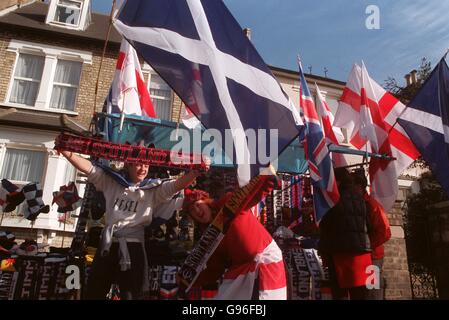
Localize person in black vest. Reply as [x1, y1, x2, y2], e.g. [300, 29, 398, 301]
[318, 167, 372, 300]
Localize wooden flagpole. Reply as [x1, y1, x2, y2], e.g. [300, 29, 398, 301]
[175, 101, 184, 139]
[92, 0, 117, 128]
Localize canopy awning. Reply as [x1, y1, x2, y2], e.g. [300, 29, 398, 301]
[96, 113, 395, 175]
[97, 113, 309, 174]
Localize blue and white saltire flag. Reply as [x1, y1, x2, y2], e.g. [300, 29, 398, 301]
[398, 57, 449, 196]
[113, 0, 304, 186]
[298, 57, 340, 221]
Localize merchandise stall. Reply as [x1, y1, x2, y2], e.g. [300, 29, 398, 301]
[0, 114, 390, 300]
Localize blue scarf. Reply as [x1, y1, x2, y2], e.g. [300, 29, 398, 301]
[93, 162, 163, 189]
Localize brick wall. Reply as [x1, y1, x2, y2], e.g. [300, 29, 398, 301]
[0, 226, 38, 243]
[171, 94, 183, 123]
[383, 203, 413, 299]
[47, 231, 74, 248]
[0, 0, 23, 11]
[0, 33, 17, 104]
[1, 226, 73, 249]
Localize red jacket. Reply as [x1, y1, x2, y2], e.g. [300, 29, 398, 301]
[329, 192, 392, 289]
[364, 194, 391, 260]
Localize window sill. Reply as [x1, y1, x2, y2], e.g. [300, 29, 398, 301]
[48, 21, 82, 31]
[1, 103, 79, 116]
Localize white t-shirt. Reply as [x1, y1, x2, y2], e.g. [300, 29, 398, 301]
[88, 166, 178, 233]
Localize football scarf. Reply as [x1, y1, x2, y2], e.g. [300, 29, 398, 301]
[54, 133, 206, 172]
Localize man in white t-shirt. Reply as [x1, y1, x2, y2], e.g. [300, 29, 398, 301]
[61, 150, 205, 299]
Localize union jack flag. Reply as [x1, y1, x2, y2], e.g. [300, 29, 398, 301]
[298, 57, 339, 221]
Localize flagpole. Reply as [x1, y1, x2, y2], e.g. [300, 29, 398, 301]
[328, 144, 396, 161]
[93, 0, 117, 127]
[119, 90, 127, 132]
[360, 61, 369, 168]
[175, 101, 184, 140]
[387, 106, 409, 135]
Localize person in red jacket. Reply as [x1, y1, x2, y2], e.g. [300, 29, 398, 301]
[319, 168, 373, 300]
[353, 170, 391, 300]
[182, 175, 287, 300]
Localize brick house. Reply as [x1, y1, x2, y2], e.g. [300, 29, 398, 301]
[0, 0, 414, 299]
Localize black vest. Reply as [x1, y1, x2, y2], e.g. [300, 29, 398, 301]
[319, 189, 371, 254]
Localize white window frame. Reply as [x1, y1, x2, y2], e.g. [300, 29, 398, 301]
[46, 0, 90, 31]
[5, 39, 92, 115]
[8, 53, 45, 107]
[0, 143, 48, 186]
[142, 63, 174, 121]
[0, 144, 48, 217]
[49, 59, 83, 111]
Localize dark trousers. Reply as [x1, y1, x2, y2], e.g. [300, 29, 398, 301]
[84, 242, 146, 300]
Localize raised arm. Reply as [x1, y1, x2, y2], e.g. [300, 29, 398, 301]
[154, 167, 209, 207]
[60, 151, 93, 175]
[174, 170, 202, 192]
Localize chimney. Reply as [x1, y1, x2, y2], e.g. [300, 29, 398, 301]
[405, 73, 412, 86]
[410, 69, 418, 84]
[243, 28, 252, 40]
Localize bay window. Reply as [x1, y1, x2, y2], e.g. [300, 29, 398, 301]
[6, 40, 92, 113]
[0, 148, 46, 216]
[148, 74, 173, 121]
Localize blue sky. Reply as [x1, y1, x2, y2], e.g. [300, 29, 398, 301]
[92, 0, 449, 86]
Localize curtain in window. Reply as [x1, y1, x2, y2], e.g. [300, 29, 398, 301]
[0, 149, 46, 183]
[150, 74, 172, 120]
[150, 89, 172, 120]
[63, 159, 77, 184]
[9, 54, 44, 106]
[50, 60, 82, 111]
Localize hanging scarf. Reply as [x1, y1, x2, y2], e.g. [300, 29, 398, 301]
[303, 249, 324, 300]
[273, 190, 283, 229]
[265, 191, 275, 233]
[35, 256, 66, 300]
[52, 182, 83, 213]
[0, 267, 18, 300]
[159, 265, 179, 300]
[14, 255, 44, 300]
